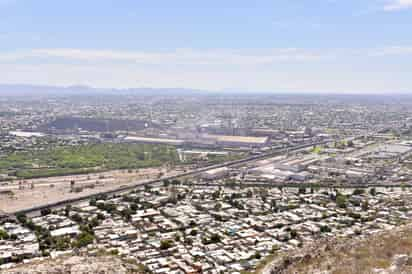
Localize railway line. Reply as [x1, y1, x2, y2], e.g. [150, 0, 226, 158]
[13, 140, 328, 216]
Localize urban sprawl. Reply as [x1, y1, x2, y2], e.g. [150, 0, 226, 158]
[2, 92, 412, 273]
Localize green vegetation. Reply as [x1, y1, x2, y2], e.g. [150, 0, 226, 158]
[336, 194, 348, 208]
[311, 146, 322, 154]
[0, 229, 9, 240]
[0, 143, 180, 179]
[160, 239, 174, 250]
[251, 251, 262, 260]
[202, 233, 222, 245]
[202, 152, 244, 164]
[353, 188, 365, 196]
[73, 231, 95, 248]
[320, 225, 332, 233]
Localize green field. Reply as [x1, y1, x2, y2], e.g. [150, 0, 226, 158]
[0, 143, 180, 179]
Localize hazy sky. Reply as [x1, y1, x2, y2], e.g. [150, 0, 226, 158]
[1, 0, 411, 93]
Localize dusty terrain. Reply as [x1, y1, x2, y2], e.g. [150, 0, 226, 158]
[1, 255, 142, 274]
[261, 224, 412, 274]
[0, 166, 186, 213]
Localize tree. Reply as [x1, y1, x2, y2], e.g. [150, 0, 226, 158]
[70, 180, 75, 190]
[89, 198, 97, 206]
[16, 213, 27, 225]
[89, 217, 100, 228]
[320, 225, 332, 233]
[361, 200, 369, 211]
[40, 208, 51, 216]
[184, 237, 193, 245]
[120, 208, 133, 221]
[73, 232, 94, 248]
[144, 185, 151, 192]
[110, 249, 119, 255]
[71, 213, 83, 223]
[130, 203, 138, 211]
[64, 205, 72, 217]
[271, 245, 280, 254]
[163, 179, 170, 187]
[96, 212, 105, 220]
[212, 190, 220, 200]
[401, 184, 406, 192]
[259, 188, 268, 202]
[214, 203, 222, 211]
[253, 251, 262, 260]
[160, 239, 173, 250]
[210, 233, 221, 243]
[10, 234, 18, 240]
[0, 229, 9, 240]
[290, 230, 298, 239]
[336, 195, 347, 209]
[189, 220, 196, 227]
[246, 189, 253, 198]
[270, 199, 277, 211]
[352, 188, 365, 196]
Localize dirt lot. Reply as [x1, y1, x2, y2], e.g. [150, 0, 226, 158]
[0, 166, 186, 213]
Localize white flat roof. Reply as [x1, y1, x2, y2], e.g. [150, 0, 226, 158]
[9, 131, 44, 138]
[125, 136, 184, 145]
[211, 135, 268, 144]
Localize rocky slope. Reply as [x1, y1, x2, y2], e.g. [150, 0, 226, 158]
[2, 255, 142, 274]
[262, 224, 412, 274]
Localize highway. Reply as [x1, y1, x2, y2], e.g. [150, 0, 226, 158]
[13, 140, 329, 216]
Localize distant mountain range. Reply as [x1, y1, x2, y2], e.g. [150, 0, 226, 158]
[0, 84, 410, 98]
[0, 84, 207, 97]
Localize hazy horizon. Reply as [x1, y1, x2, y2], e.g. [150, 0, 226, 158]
[0, 83, 410, 96]
[1, 0, 412, 93]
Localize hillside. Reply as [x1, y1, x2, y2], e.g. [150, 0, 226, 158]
[1, 254, 143, 274]
[262, 224, 412, 274]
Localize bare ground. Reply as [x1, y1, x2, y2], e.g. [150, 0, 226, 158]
[1, 254, 143, 274]
[261, 224, 412, 274]
[0, 166, 186, 213]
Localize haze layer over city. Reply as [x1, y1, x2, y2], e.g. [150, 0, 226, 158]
[1, 1, 412, 274]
